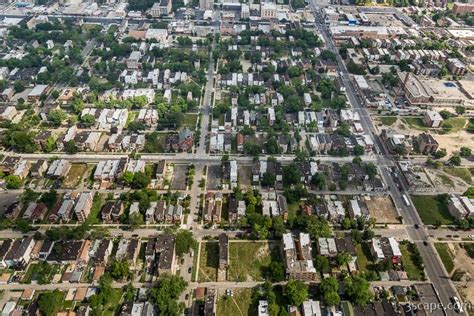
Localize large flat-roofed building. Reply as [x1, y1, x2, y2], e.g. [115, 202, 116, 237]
[282, 233, 317, 281]
[329, 25, 407, 40]
[453, 3, 474, 15]
[398, 73, 473, 108]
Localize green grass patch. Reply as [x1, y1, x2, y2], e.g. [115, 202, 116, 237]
[287, 202, 301, 222]
[217, 288, 256, 316]
[183, 113, 198, 127]
[443, 167, 472, 184]
[403, 118, 428, 131]
[124, 111, 137, 128]
[198, 242, 218, 282]
[411, 195, 455, 225]
[143, 132, 165, 153]
[434, 243, 455, 274]
[442, 117, 466, 133]
[399, 243, 425, 281]
[355, 243, 375, 272]
[379, 116, 397, 126]
[85, 193, 104, 225]
[228, 241, 280, 282]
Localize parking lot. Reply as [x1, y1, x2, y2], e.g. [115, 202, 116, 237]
[206, 164, 222, 190]
[171, 164, 188, 190]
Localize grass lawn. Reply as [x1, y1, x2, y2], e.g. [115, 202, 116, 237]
[183, 113, 198, 127]
[62, 163, 88, 189]
[198, 242, 218, 282]
[355, 243, 375, 272]
[228, 242, 279, 282]
[287, 202, 301, 222]
[85, 193, 104, 225]
[217, 288, 256, 316]
[411, 195, 455, 225]
[399, 243, 425, 281]
[124, 111, 137, 128]
[144, 132, 165, 153]
[434, 243, 455, 274]
[443, 167, 472, 185]
[379, 116, 397, 126]
[403, 118, 428, 131]
[442, 117, 466, 133]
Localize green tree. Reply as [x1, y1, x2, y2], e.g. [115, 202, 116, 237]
[175, 230, 197, 257]
[335, 252, 352, 267]
[354, 145, 364, 156]
[122, 171, 135, 186]
[38, 290, 63, 316]
[129, 212, 144, 229]
[5, 175, 22, 189]
[344, 275, 374, 306]
[110, 259, 131, 280]
[64, 140, 78, 154]
[449, 155, 461, 166]
[286, 279, 308, 307]
[261, 172, 276, 187]
[266, 261, 285, 282]
[459, 146, 472, 157]
[151, 275, 187, 316]
[283, 164, 301, 187]
[48, 109, 67, 127]
[314, 255, 330, 273]
[455, 106, 466, 115]
[320, 276, 340, 306]
[14, 81, 26, 93]
[80, 113, 96, 126]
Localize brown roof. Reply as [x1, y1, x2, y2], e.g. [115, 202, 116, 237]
[21, 288, 35, 300]
[195, 287, 206, 299]
[74, 288, 87, 301]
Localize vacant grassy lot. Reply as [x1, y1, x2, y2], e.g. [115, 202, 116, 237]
[228, 241, 279, 282]
[443, 167, 472, 185]
[411, 195, 455, 225]
[62, 164, 88, 189]
[183, 113, 198, 127]
[403, 118, 427, 131]
[217, 288, 256, 316]
[400, 243, 425, 281]
[355, 243, 375, 273]
[198, 242, 218, 282]
[434, 243, 455, 274]
[85, 193, 104, 225]
[379, 116, 397, 126]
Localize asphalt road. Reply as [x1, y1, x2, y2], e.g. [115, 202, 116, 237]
[309, 4, 466, 315]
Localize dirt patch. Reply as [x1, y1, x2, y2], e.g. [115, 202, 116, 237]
[424, 168, 468, 193]
[237, 165, 252, 189]
[62, 163, 88, 189]
[364, 195, 399, 224]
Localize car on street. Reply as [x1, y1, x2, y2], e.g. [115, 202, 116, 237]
[414, 224, 419, 229]
[188, 267, 192, 273]
[450, 296, 464, 313]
